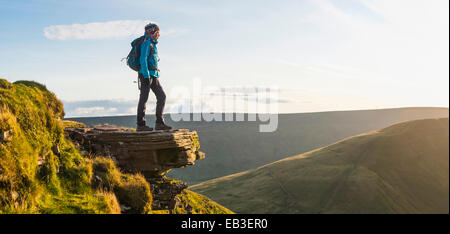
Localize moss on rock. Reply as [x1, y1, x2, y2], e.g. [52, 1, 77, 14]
[0, 79, 112, 213]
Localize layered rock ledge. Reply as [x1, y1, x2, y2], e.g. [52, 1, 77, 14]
[64, 125, 205, 210]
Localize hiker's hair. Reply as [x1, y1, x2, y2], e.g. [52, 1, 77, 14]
[145, 23, 160, 35]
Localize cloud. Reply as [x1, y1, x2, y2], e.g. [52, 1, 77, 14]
[43, 20, 187, 40]
[64, 98, 181, 117]
[64, 99, 139, 117]
[73, 107, 118, 116]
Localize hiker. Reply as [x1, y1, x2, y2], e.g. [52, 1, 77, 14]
[136, 23, 172, 131]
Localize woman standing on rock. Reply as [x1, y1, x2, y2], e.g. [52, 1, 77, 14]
[136, 23, 172, 131]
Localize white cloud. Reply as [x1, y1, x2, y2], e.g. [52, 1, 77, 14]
[43, 20, 186, 40]
[73, 106, 118, 116]
[64, 99, 138, 117]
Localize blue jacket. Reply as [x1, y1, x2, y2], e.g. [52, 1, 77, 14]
[139, 34, 159, 78]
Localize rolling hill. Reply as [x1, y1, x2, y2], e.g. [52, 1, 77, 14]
[67, 108, 449, 184]
[190, 118, 449, 214]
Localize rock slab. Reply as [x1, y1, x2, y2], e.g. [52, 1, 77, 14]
[64, 125, 206, 210]
[65, 126, 205, 177]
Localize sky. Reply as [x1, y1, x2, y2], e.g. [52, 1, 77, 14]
[0, 0, 448, 117]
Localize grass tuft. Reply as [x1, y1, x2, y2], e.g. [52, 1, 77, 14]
[116, 174, 153, 213]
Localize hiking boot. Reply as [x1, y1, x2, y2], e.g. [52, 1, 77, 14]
[136, 125, 153, 131]
[155, 122, 173, 131]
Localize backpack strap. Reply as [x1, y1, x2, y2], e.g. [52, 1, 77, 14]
[149, 42, 155, 58]
[141, 37, 155, 59]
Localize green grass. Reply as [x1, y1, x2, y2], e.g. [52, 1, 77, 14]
[191, 118, 449, 214]
[175, 189, 234, 214]
[61, 120, 87, 128]
[0, 79, 111, 213]
[149, 189, 234, 214]
[37, 191, 121, 214]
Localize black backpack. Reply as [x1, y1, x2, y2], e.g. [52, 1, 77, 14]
[126, 36, 154, 72]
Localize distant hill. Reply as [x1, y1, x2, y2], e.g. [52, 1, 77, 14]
[67, 108, 449, 184]
[190, 118, 449, 214]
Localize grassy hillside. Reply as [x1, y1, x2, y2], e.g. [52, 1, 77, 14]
[191, 118, 449, 214]
[67, 108, 449, 184]
[0, 79, 231, 214]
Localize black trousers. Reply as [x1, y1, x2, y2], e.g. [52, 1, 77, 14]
[137, 73, 166, 126]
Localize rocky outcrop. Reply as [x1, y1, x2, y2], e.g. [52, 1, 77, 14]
[64, 125, 205, 210]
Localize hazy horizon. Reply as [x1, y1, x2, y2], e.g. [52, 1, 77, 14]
[63, 106, 449, 119]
